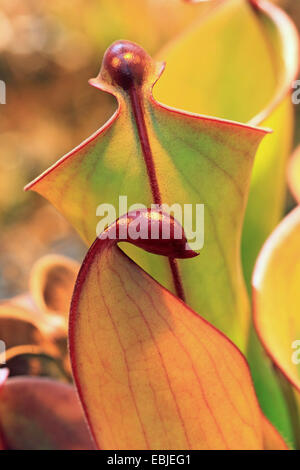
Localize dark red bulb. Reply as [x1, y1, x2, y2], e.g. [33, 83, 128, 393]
[102, 41, 151, 90]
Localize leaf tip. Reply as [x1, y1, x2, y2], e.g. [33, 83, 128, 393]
[101, 209, 199, 259]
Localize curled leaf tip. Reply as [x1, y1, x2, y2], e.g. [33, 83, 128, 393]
[100, 209, 199, 259]
[89, 40, 164, 93]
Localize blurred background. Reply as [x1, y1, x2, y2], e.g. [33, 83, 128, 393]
[0, 0, 299, 299]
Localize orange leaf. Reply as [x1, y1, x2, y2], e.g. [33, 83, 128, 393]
[262, 414, 289, 450]
[70, 209, 265, 449]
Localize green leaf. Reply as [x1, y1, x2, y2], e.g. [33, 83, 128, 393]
[154, 0, 298, 285]
[26, 40, 267, 351]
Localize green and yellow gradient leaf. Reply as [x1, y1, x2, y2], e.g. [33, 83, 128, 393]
[253, 205, 300, 447]
[62, 0, 213, 55]
[242, 0, 298, 285]
[155, 0, 298, 284]
[253, 206, 300, 395]
[156, 0, 277, 123]
[26, 40, 268, 350]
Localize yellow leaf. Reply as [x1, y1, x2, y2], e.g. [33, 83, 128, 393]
[253, 206, 300, 393]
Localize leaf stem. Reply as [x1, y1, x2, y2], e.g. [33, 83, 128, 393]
[129, 87, 162, 205]
[128, 86, 186, 302]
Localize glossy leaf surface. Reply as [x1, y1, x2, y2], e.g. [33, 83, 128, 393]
[70, 210, 266, 450]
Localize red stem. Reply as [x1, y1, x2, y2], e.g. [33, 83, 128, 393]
[129, 87, 162, 205]
[129, 86, 186, 302]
